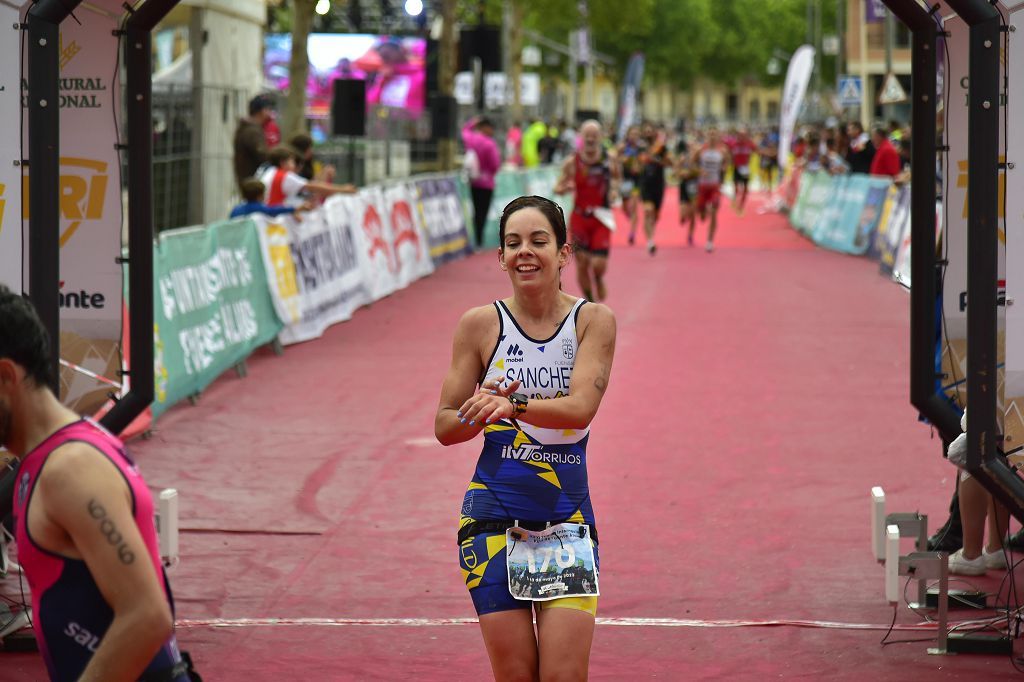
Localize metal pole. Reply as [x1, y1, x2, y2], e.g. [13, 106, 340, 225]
[884, 7, 895, 121]
[26, 1, 72, 394]
[568, 31, 577, 123]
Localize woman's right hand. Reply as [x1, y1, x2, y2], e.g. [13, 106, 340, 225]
[456, 378, 523, 426]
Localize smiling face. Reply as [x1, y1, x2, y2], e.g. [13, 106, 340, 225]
[499, 207, 570, 291]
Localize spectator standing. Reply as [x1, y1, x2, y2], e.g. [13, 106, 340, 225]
[462, 116, 502, 248]
[845, 121, 875, 174]
[869, 126, 901, 178]
[521, 119, 548, 168]
[505, 121, 523, 167]
[233, 95, 275, 192]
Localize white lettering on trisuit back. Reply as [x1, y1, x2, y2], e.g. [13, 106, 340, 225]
[501, 444, 582, 465]
[64, 622, 102, 653]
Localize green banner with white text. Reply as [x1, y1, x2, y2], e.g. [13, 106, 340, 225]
[152, 219, 283, 418]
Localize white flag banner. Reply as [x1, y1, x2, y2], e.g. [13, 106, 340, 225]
[778, 45, 815, 172]
[0, 4, 21, 291]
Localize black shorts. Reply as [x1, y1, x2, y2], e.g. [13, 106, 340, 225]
[734, 166, 750, 187]
[640, 181, 665, 212]
[679, 179, 696, 204]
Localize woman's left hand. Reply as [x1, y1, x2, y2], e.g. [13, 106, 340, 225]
[457, 378, 522, 427]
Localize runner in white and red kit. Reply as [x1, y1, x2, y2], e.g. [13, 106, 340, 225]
[695, 128, 731, 253]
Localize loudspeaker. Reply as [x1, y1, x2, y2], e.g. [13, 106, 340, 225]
[430, 95, 457, 140]
[459, 27, 502, 73]
[332, 79, 366, 137]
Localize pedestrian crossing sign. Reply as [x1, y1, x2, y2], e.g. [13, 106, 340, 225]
[837, 75, 863, 107]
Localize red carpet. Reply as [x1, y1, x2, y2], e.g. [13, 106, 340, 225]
[4, 189, 1021, 680]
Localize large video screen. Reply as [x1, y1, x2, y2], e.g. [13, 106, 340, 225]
[264, 33, 426, 119]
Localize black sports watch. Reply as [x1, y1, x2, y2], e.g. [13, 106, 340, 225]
[508, 392, 529, 417]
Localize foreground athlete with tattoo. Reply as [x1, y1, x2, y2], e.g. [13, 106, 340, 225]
[0, 285, 195, 681]
[436, 196, 616, 680]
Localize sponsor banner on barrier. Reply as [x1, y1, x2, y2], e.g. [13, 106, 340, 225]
[789, 171, 832, 235]
[0, 3, 20, 291]
[875, 185, 910, 275]
[855, 181, 891, 256]
[384, 182, 435, 289]
[152, 220, 283, 417]
[254, 197, 369, 345]
[413, 175, 473, 266]
[812, 175, 892, 255]
[353, 186, 400, 301]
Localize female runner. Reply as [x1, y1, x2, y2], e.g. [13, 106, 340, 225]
[435, 195, 616, 681]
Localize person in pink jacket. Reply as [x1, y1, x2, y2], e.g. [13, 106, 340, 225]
[462, 116, 502, 248]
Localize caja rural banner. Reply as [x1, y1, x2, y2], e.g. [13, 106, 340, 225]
[152, 219, 282, 418]
[1004, 5, 1024, 457]
[254, 196, 369, 345]
[17, 1, 128, 415]
[0, 4, 21, 291]
[413, 175, 473, 267]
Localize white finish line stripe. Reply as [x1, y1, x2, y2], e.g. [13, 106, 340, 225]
[175, 617, 945, 632]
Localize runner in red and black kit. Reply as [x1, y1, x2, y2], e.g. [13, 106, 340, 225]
[555, 120, 620, 302]
[730, 127, 756, 215]
[637, 123, 671, 255]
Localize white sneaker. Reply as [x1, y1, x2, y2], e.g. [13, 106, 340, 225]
[948, 548, 987, 575]
[983, 547, 1009, 570]
[705, 241, 714, 253]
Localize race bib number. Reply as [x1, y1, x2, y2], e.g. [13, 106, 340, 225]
[506, 523, 599, 601]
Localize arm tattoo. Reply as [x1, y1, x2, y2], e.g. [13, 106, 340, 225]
[87, 499, 136, 565]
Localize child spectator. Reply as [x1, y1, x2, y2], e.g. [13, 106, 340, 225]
[259, 146, 357, 207]
[230, 178, 307, 219]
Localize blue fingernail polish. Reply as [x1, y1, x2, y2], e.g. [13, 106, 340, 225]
[460, 418, 466, 424]
[457, 411, 463, 417]
[490, 390, 497, 395]
[485, 419, 491, 424]
[469, 421, 475, 426]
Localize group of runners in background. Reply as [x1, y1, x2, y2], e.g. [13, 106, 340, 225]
[553, 119, 782, 304]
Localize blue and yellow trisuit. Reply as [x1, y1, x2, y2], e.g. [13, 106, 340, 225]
[458, 297, 599, 615]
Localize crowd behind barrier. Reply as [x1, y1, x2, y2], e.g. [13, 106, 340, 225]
[148, 166, 567, 420]
[780, 168, 926, 288]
